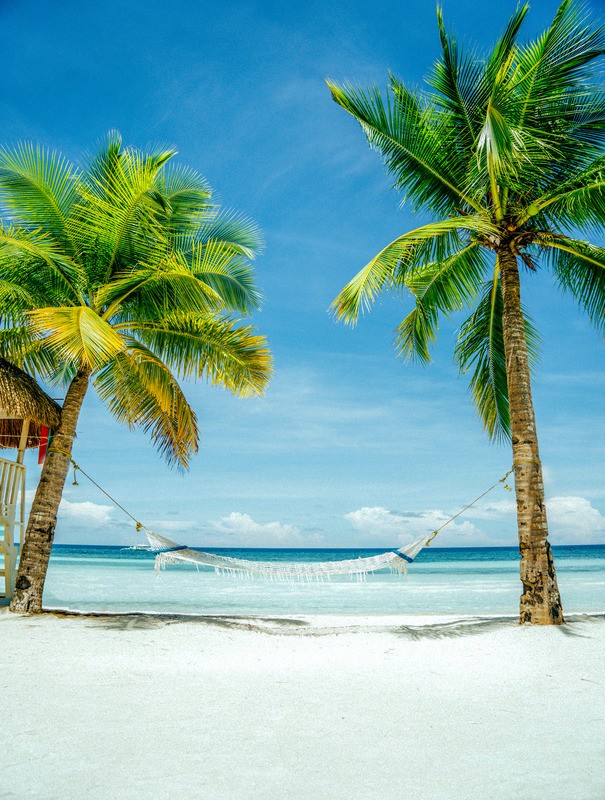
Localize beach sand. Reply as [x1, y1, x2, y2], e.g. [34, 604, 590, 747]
[1, 610, 604, 800]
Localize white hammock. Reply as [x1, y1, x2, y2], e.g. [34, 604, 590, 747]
[144, 531, 426, 580]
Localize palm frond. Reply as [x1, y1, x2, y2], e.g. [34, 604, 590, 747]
[0, 142, 79, 248]
[81, 130, 123, 194]
[541, 235, 605, 331]
[394, 243, 489, 363]
[455, 276, 509, 440]
[192, 207, 264, 259]
[0, 224, 82, 302]
[0, 279, 42, 317]
[513, 0, 605, 128]
[93, 342, 198, 469]
[565, 92, 605, 151]
[0, 325, 61, 377]
[153, 162, 212, 233]
[455, 273, 540, 441]
[331, 216, 497, 323]
[428, 6, 490, 146]
[127, 312, 272, 396]
[29, 306, 126, 370]
[327, 79, 482, 215]
[477, 98, 519, 177]
[521, 155, 605, 228]
[96, 254, 225, 320]
[483, 3, 529, 82]
[73, 140, 175, 282]
[187, 239, 262, 313]
[393, 303, 439, 367]
[428, 4, 530, 199]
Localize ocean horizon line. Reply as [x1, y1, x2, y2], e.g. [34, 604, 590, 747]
[51, 542, 605, 552]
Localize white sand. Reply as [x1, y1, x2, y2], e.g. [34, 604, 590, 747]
[1, 610, 604, 800]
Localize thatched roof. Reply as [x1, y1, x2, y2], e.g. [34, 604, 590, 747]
[0, 358, 61, 450]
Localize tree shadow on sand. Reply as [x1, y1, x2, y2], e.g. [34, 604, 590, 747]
[44, 609, 605, 637]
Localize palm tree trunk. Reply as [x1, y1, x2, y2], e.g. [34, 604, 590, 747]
[9, 367, 91, 613]
[498, 248, 564, 625]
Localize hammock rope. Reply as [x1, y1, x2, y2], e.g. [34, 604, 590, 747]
[64, 458, 515, 579]
[424, 468, 514, 546]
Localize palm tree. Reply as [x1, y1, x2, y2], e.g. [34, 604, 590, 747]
[328, 0, 605, 624]
[0, 131, 272, 613]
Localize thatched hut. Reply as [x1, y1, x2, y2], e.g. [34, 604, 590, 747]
[0, 358, 61, 599]
[0, 357, 61, 459]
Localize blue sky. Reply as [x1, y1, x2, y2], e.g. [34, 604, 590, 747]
[2, 0, 605, 547]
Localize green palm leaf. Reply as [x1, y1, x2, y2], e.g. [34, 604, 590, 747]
[0, 224, 82, 302]
[327, 80, 482, 215]
[94, 343, 199, 469]
[514, 0, 605, 125]
[0, 143, 79, 248]
[127, 312, 272, 396]
[521, 156, 605, 228]
[153, 162, 212, 233]
[332, 216, 496, 323]
[542, 236, 605, 331]
[455, 275, 540, 441]
[193, 207, 263, 259]
[455, 277, 509, 440]
[187, 239, 262, 313]
[73, 145, 174, 282]
[96, 253, 230, 321]
[0, 280, 41, 318]
[428, 6, 494, 146]
[0, 325, 61, 377]
[394, 243, 489, 363]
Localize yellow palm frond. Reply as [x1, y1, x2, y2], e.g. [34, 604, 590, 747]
[29, 306, 126, 369]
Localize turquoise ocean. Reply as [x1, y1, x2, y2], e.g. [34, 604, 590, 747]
[41, 543, 605, 617]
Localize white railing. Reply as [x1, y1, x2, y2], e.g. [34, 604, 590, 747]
[0, 457, 26, 599]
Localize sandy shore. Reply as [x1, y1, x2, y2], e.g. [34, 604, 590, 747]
[1, 610, 604, 800]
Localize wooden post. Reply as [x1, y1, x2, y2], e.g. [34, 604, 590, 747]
[17, 418, 30, 464]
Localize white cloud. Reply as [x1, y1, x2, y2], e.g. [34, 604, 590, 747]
[546, 496, 605, 544]
[344, 506, 484, 546]
[58, 498, 114, 528]
[24, 489, 136, 544]
[25, 489, 115, 529]
[209, 512, 321, 547]
[452, 494, 605, 545]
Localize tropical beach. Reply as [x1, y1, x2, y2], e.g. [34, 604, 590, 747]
[1, 0, 605, 798]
